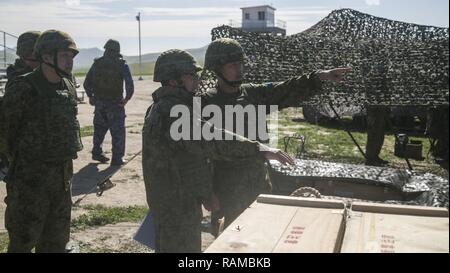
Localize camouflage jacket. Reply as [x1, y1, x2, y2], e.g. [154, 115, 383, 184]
[2, 67, 82, 179]
[200, 72, 322, 165]
[202, 71, 322, 113]
[142, 86, 262, 226]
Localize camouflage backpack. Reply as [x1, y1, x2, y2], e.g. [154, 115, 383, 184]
[92, 56, 125, 100]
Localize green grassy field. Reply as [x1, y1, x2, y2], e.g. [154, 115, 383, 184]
[276, 108, 447, 177]
[80, 126, 94, 137]
[0, 205, 148, 252]
[71, 205, 148, 232]
[0, 233, 7, 253]
[73, 62, 157, 77]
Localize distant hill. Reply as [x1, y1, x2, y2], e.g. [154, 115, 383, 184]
[124, 45, 207, 64]
[74, 45, 208, 75]
[2, 42, 206, 75]
[74, 47, 104, 69]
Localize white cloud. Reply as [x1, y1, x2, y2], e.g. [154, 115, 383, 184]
[0, 1, 332, 53]
[365, 0, 381, 6]
[138, 7, 237, 17]
[65, 0, 80, 7]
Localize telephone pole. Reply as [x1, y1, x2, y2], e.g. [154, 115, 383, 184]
[136, 12, 143, 81]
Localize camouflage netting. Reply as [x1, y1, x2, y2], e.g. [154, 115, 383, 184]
[199, 9, 449, 108]
[270, 159, 449, 208]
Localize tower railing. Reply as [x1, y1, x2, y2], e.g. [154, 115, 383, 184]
[0, 30, 18, 69]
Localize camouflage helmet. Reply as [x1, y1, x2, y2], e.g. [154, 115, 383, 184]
[16, 31, 41, 58]
[34, 30, 79, 59]
[104, 39, 120, 52]
[153, 49, 202, 82]
[204, 38, 246, 71]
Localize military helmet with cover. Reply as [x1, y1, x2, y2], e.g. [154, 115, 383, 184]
[153, 49, 202, 82]
[16, 31, 41, 58]
[204, 38, 246, 71]
[104, 39, 121, 53]
[34, 30, 79, 59]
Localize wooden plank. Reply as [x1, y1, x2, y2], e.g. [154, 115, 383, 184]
[205, 202, 298, 253]
[257, 194, 346, 209]
[351, 202, 449, 217]
[206, 197, 346, 253]
[272, 207, 346, 253]
[341, 211, 449, 253]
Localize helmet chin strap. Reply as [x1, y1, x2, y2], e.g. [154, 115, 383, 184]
[23, 57, 39, 63]
[42, 51, 72, 79]
[216, 71, 242, 88]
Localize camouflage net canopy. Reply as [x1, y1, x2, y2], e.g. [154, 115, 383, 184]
[199, 9, 449, 108]
[270, 159, 449, 208]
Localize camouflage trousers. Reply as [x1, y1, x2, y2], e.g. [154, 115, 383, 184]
[92, 99, 126, 161]
[4, 160, 73, 253]
[366, 106, 389, 160]
[211, 159, 271, 236]
[153, 220, 202, 253]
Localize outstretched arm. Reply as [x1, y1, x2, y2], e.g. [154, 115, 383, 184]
[246, 67, 352, 110]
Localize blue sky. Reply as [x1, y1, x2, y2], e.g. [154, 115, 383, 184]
[0, 0, 448, 55]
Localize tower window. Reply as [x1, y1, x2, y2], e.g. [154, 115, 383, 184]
[258, 11, 265, 20]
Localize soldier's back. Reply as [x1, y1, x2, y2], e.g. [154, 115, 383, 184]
[91, 56, 124, 100]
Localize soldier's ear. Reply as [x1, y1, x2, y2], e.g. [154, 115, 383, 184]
[168, 79, 178, 87]
[41, 53, 53, 64]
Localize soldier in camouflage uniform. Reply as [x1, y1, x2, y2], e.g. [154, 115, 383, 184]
[426, 105, 449, 169]
[6, 31, 41, 82]
[2, 30, 83, 253]
[365, 105, 389, 166]
[1, 31, 41, 177]
[84, 39, 134, 165]
[142, 49, 293, 253]
[202, 38, 351, 235]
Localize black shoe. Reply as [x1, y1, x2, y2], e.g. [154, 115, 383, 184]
[111, 159, 127, 166]
[365, 160, 382, 166]
[92, 153, 110, 163]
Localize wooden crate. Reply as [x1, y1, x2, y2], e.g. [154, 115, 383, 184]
[341, 202, 449, 253]
[205, 195, 346, 253]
